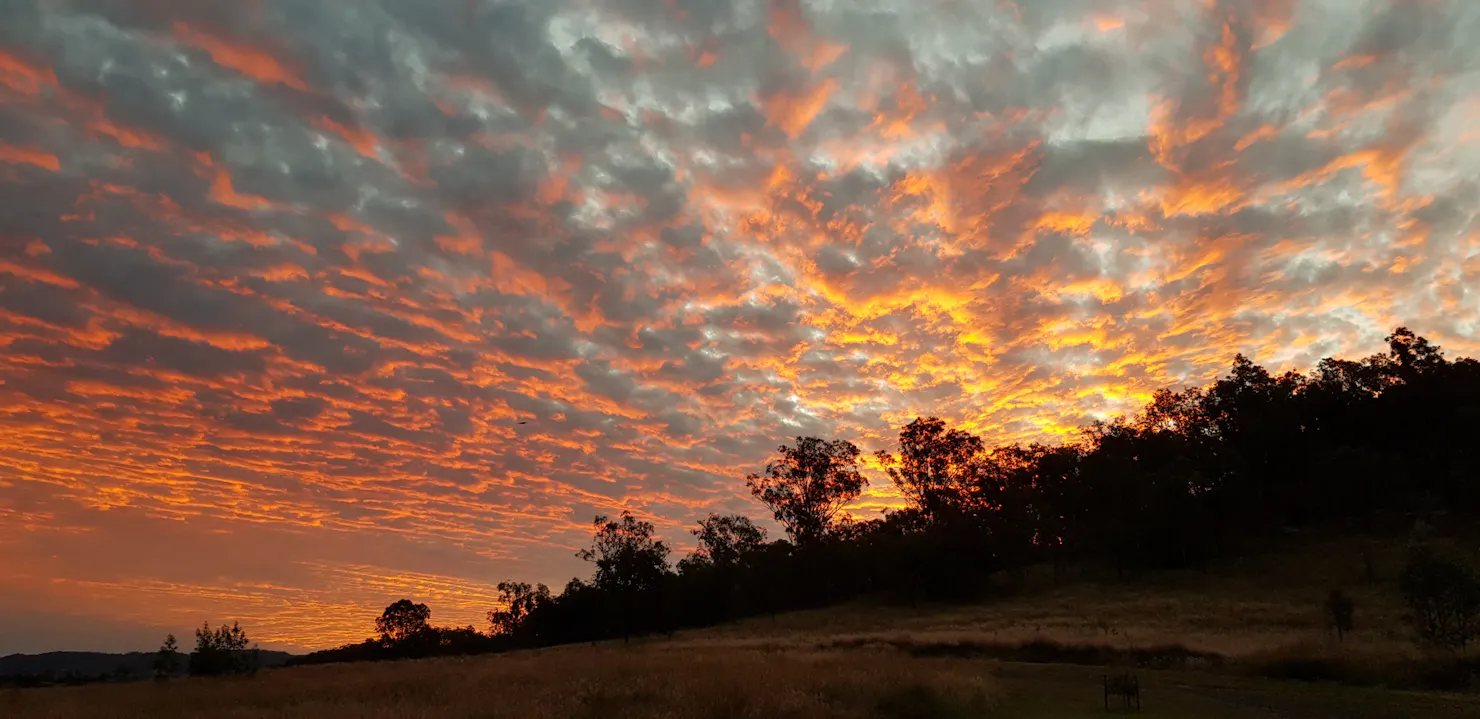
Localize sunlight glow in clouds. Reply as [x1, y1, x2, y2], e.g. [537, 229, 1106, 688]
[1, 0, 1479, 651]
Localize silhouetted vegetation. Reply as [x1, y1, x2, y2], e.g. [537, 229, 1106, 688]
[576, 512, 672, 643]
[291, 327, 1480, 669]
[747, 437, 867, 546]
[1326, 590, 1356, 642]
[1401, 549, 1480, 651]
[376, 599, 432, 647]
[188, 622, 258, 677]
[152, 635, 181, 680]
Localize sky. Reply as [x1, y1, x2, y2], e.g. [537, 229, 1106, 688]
[1, 0, 1478, 654]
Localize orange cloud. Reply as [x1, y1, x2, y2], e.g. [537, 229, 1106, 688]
[312, 116, 381, 161]
[762, 78, 839, 139]
[0, 142, 60, 171]
[0, 49, 59, 97]
[173, 22, 311, 92]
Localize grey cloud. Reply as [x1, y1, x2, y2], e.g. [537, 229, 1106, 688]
[575, 359, 637, 401]
[100, 330, 267, 378]
[269, 397, 329, 422]
[662, 350, 727, 384]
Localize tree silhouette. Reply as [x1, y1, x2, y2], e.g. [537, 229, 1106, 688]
[1387, 326, 1446, 381]
[577, 511, 671, 642]
[875, 417, 986, 516]
[747, 437, 867, 546]
[376, 599, 433, 646]
[152, 634, 181, 680]
[190, 621, 254, 677]
[1401, 549, 1480, 651]
[674, 514, 768, 624]
[488, 581, 551, 641]
[681, 513, 766, 571]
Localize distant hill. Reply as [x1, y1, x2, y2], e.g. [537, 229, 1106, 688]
[0, 649, 295, 684]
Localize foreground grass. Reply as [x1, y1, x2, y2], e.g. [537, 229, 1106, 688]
[7, 643, 1476, 719]
[2, 645, 997, 719]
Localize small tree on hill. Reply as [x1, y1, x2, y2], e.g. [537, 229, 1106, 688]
[1400, 550, 1480, 651]
[682, 513, 767, 570]
[377, 599, 434, 648]
[190, 621, 255, 677]
[153, 634, 181, 680]
[577, 511, 670, 643]
[488, 581, 551, 641]
[747, 437, 867, 546]
[875, 417, 986, 517]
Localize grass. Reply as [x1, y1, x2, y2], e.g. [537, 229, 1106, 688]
[6, 643, 1476, 719]
[678, 534, 1426, 663]
[8, 533, 1480, 718]
[1, 646, 998, 719]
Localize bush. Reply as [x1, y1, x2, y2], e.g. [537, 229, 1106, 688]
[189, 621, 258, 677]
[1400, 549, 1480, 651]
[1325, 589, 1355, 642]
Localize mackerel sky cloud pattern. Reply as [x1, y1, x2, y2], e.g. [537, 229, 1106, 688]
[1, 0, 1478, 652]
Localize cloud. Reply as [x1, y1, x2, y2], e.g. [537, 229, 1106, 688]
[1, 0, 1478, 652]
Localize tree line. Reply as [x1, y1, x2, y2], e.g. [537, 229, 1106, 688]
[283, 327, 1479, 664]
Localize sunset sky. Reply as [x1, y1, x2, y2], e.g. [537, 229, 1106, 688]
[2, 0, 1479, 654]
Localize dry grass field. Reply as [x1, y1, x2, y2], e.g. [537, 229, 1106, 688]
[6, 642, 1476, 719]
[7, 535, 1480, 718]
[679, 535, 1430, 669]
[5, 646, 999, 719]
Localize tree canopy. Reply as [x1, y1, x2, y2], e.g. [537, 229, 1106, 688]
[376, 599, 432, 646]
[747, 437, 867, 545]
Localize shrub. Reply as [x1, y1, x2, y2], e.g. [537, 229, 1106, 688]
[1326, 589, 1355, 641]
[1400, 549, 1480, 651]
[189, 621, 258, 677]
[152, 634, 182, 680]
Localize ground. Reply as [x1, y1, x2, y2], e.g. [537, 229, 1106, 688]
[7, 534, 1479, 718]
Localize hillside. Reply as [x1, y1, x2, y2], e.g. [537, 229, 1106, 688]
[680, 532, 1425, 663]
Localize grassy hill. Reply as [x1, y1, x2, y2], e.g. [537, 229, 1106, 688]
[684, 532, 1423, 661]
[6, 534, 1479, 718]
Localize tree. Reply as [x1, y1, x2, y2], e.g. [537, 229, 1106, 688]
[875, 417, 986, 517]
[488, 581, 551, 640]
[675, 514, 769, 625]
[190, 621, 255, 677]
[681, 513, 767, 571]
[1400, 550, 1480, 651]
[376, 599, 433, 647]
[1326, 589, 1355, 642]
[152, 634, 181, 680]
[577, 511, 671, 642]
[747, 437, 867, 546]
[1387, 326, 1446, 381]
